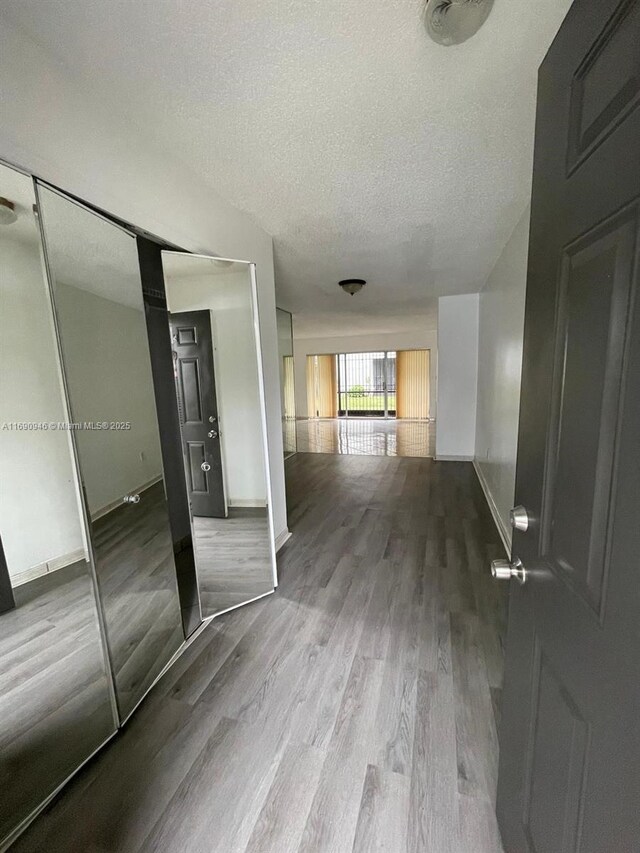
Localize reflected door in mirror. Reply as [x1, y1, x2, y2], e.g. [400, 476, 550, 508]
[162, 253, 276, 618]
[170, 311, 226, 517]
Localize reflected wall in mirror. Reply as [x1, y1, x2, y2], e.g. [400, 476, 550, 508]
[162, 253, 276, 618]
[0, 164, 116, 845]
[276, 308, 296, 458]
[37, 185, 184, 721]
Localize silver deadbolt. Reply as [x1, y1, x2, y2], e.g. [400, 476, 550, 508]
[201, 462, 211, 472]
[208, 430, 218, 439]
[510, 505, 530, 532]
[491, 557, 527, 584]
[208, 416, 216, 423]
[123, 493, 141, 504]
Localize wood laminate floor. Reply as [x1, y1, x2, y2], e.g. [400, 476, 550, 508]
[0, 562, 115, 844]
[192, 509, 274, 617]
[14, 453, 508, 853]
[91, 481, 184, 719]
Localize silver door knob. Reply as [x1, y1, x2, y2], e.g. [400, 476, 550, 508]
[201, 462, 211, 472]
[123, 494, 140, 504]
[491, 557, 527, 584]
[510, 505, 530, 532]
[208, 430, 218, 439]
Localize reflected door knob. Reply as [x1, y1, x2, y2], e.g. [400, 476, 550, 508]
[123, 494, 141, 504]
[491, 557, 527, 584]
[510, 505, 530, 532]
[208, 430, 218, 439]
[201, 462, 211, 472]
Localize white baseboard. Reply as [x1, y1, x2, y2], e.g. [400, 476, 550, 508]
[11, 477, 164, 586]
[91, 475, 163, 521]
[228, 499, 267, 508]
[11, 547, 86, 587]
[435, 454, 474, 462]
[275, 529, 292, 552]
[472, 459, 511, 556]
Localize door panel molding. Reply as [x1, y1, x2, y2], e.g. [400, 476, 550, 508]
[178, 357, 204, 424]
[540, 204, 638, 619]
[567, 0, 640, 174]
[522, 638, 591, 853]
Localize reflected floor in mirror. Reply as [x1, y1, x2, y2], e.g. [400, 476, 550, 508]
[91, 482, 185, 717]
[193, 509, 274, 617]
[0, 565, 115, 841]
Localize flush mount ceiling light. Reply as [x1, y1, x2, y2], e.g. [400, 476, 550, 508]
[423, 0, 494, 46]
[339, 278, 366, 296]
[0, 197, 18, 226]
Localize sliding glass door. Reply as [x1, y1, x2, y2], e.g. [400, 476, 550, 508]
[336, 351, 396, 418]
[306, 349, 430, 420]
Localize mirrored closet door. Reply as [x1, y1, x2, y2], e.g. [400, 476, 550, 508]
[0, 164, 117, 845]
[37, 184, 184, 721]
[161, 253, 277, 618]
[276, 308, 296, 458]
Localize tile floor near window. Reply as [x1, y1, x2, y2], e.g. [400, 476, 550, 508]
[293, 418, 436, 458]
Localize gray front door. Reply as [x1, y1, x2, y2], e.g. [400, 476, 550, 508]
[496, 0, 640, 850]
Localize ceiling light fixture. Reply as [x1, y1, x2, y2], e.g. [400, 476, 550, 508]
[423, 0, 494, 46]
[339, 278, 366, 296]
[0, 197, 18, 226]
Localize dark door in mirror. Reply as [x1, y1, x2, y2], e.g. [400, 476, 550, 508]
[170, 311, 226, 518]
[161, 252, 276, 619]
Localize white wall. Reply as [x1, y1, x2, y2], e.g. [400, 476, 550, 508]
[475, 206, 530, 549]
[293, 329, 438, 419]
[166, 271, 268, 507]
[0, 17, 287, 541]
[436, 294, 479, 460]
[56, 283, 165, 516]
[0, 238, 85, 579]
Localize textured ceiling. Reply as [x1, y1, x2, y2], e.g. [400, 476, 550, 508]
[4, 0, 571, 337]
[0, 164, 142, 309]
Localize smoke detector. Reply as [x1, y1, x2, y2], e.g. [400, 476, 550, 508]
[0, 198, 18, 226]
[339, 279, 366, 296]
[423, 0, 494, 46]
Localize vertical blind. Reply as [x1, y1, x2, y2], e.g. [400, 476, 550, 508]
[306, 355, 337, 418]
[396, 349, 430, 419]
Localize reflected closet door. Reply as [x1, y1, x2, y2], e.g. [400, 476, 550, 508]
[37, 184, 184, 721]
